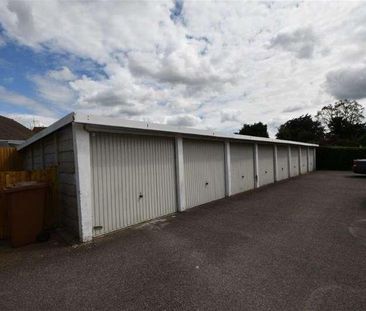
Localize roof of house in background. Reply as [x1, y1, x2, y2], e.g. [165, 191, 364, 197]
[31, 126, 46, 134]
[0, 115, 32, 141]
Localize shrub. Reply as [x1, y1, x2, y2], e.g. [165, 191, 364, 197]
[316, 146, 366, 170]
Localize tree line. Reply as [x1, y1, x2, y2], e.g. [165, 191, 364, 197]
[237, 99, 366, 147]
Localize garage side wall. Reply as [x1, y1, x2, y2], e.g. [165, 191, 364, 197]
[22, 125, 79, 236]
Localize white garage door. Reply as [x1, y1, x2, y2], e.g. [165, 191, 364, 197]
[230, 143, 255, 195]
[91, 132, 177, 237]
[308, 148, 315, 171]
[290, 146, 300, 177]
[258, 144, 275, 186]
[300, 147, 308, 174]
[276, 146, 289, 181]
[184, 139, 225, 209]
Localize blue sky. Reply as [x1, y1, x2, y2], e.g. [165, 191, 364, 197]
[0, 24, 104, 121]
[0, 1, 366, 135]
[0, 39, 43, 109]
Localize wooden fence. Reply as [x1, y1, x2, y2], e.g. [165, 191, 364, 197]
[0, 167, 58, 240]
[0, 147, 24, 171]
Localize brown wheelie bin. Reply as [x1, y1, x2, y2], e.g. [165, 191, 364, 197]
[4, 182, 48, 247]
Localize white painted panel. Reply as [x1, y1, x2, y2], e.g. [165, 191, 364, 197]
[91, 133, 176, 236]
[258, 144, 275, 186]
[290, 147, 300, 177]
[276, 146, 289, 181]
[184, 139, 225, 209]
[175, 137, 186, 212]
[73, 124, 93, 242]
[300, 147, 308, 174]
[224, 141, 231, 196]
[230, 143, 255, 195]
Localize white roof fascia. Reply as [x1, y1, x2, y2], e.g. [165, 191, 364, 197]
[74, 113, 319, 147]
[17, 111, 319, 150]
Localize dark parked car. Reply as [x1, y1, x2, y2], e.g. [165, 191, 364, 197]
[353, 159, 366, 174]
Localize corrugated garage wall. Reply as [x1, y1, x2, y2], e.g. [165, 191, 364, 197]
[183, 139, 225, 209]
[90, 133, 177, 237]
[230, 143, 255, 195]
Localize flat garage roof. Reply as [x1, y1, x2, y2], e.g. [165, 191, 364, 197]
[18, 112, 319, 150]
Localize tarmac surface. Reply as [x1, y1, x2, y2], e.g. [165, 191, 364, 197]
[1, 171, 366, 310]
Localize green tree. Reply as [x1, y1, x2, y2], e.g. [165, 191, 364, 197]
[276, 114, 324, 143]
[316, 99, 366, 146]
[237, 122, 269, 138]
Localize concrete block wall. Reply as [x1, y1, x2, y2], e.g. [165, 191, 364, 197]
[22, 125, 79, 236]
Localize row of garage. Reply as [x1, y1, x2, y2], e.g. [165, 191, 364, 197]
[19, 113, 317, 241]
[90, 132, 315, 237]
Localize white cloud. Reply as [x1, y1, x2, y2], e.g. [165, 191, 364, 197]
[165, 114, 201, 127]
[29, 66, 77, 107]
[0, 86, 54, 116]
[221, 110, 242, 123]
[269, 28, 318, 59]
[48, 66, 76, 81]
[30, 74, 76, 106]
[0, 0, 366, 136]
[325, 65, 366, 100]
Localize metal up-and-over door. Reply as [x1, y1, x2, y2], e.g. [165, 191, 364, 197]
[290, 146, 300, 177]
[300, 147, 308, 174]
[230, 143, 255, 195]
[276, 146, 289, 181]
[91, 132, 176, 236]
[308, 148, 315, 171]
[258, 144, 275, 186]
[183, 139, 225, 209]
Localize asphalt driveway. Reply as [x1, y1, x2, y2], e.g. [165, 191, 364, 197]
[1, 171, 366, 310]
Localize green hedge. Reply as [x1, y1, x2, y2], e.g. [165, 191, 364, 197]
[316, 146, 366, 170]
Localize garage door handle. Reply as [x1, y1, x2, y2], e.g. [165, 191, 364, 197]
[205, 182, 209, 186]
[139, 193, 143, 199]
[241, 175, 244, 179]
